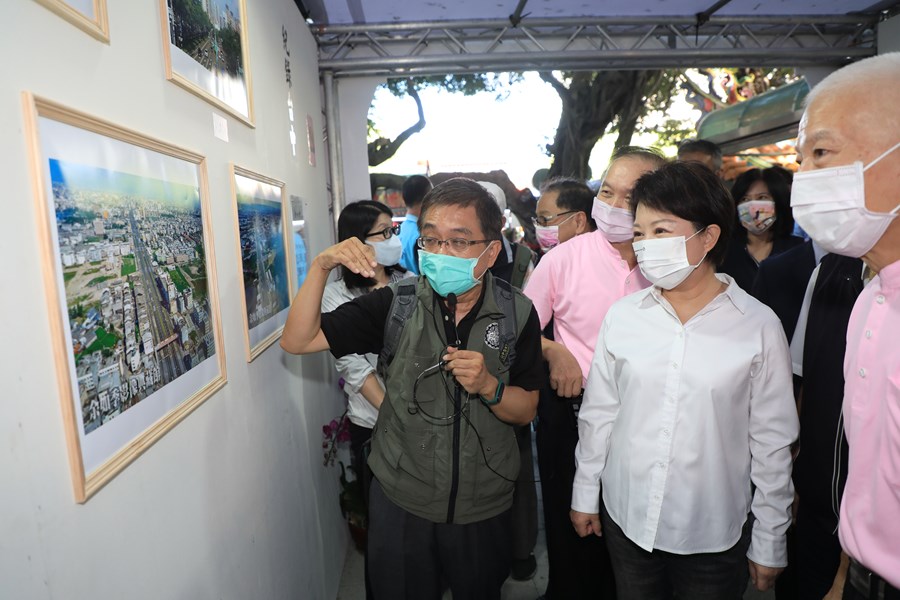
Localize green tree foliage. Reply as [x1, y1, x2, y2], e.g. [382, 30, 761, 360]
[172, 0, 212, 54]
[219, 28, 243, 76]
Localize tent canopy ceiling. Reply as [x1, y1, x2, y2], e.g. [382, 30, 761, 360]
[303, 1, 898, 76]
[303, 0, 894, 26]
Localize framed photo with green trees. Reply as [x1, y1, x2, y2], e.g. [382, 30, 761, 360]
[159, 0, 253, 125]
[229, 166, 294, 362]
[34, 0, 109, 43]
[22, 93, 227, 502]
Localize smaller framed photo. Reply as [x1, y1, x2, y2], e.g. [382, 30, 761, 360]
[35, 0, 109, 43]
[159, 0, 254, 125]
[290, 195, 309, 292]
[230, 166, 294, 362]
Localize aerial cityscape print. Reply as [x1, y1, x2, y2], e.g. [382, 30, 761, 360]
[52, 158, 216, 435]
[164, 0, 250, 119]
[234, 173, 290, 335]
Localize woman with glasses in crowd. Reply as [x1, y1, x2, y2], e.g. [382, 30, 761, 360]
[719, 166, 803, 291]
[321, 200, 410, 599]
[571, 162, 798, 599]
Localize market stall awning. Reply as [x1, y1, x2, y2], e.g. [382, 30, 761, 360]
[697, 79, 809, 153]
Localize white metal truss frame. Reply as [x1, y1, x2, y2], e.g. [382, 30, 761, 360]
[313, 15, 880, 77]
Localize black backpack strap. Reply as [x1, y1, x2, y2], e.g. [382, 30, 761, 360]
[510, 243, 534, 290]
[491, 277, 518, 369]
[377, 280, 418, 380]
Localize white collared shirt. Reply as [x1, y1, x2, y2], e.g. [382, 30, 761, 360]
[572, 274, 798, 567]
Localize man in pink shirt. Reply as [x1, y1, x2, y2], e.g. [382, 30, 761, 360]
[524, 146, 665, 600]
[791, 52, 900, 598]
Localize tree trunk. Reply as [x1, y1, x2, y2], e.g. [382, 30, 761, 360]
[542, 70, 665, 180]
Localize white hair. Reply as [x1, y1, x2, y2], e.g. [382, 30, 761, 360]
[807, 52, 900, 107]
[476, 181, 507, 211]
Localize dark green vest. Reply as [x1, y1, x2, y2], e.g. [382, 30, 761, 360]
[369, 273, 533, 524]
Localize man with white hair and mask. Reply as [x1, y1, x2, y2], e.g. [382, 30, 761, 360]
[790, 52, 900, 599]
[478, 181, 534, 290]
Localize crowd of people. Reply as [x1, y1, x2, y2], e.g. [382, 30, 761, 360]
[280, 52, 900, 600]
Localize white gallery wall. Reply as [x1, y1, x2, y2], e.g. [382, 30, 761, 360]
[0, 1, 349, 599]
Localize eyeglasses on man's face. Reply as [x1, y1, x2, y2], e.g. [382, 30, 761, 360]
[532, 210, 576, 227]
[417, 236, 492, 254]
[367, 224, 401, 240]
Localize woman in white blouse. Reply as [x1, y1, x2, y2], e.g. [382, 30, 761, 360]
[570, 162, 798, 599]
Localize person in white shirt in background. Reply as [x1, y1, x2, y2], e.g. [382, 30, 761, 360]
[571, 161, 799, 599]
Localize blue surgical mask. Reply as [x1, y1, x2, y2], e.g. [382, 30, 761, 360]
[418, 247, 490, 297]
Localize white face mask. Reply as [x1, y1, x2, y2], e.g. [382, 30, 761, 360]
[791, 141, 900, 258]
[592, 198, 634, 243]
[366, 234, 402, 267]
[633, 228, 706, 290]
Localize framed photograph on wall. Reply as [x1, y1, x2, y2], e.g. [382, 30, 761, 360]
[158, 0, 253, 125]
[230, 166, 294, 362]
[22, 93, 227, 502]
[35, 0, 110, 42]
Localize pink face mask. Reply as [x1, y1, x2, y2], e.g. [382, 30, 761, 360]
[592, 198, 634, 243]
[534, 213, 576, 251]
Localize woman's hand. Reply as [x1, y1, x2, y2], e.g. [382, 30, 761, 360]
[570, 510, 602, 537]
[316, 238, 377, 277]
[748, 560, 783, 591]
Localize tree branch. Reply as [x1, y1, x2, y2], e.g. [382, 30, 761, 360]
[538, 71, 571, 103]
[368, 82, 427, 166]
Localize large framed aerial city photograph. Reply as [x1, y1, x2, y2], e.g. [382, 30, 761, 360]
[230, 166, 293, 362]
[159, 0, 253, 125]
[22, 93, 227, 502]
[34, 0, 109, 42]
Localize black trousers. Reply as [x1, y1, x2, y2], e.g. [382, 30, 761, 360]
[536, 387, 616, 600]
[348, 422, 374, 600]
[510, 423, 538, 562]
[842, 558, 900, 600]
[602, 504, 752, 600]
[367, 478, 513, 600]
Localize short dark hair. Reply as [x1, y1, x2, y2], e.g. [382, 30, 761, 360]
[630, 161, 734, 266]
[612, 146, 668, 169]
[540, 177, 597, 230]
[337, 200, 405, 289]
[677, 138, 723, 170]
[420, 178, 503, 241]
[729, 167, 795, 242]
[402, 175, 433, 208]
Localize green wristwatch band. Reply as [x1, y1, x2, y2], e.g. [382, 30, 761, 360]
[481, 380, 505, 406]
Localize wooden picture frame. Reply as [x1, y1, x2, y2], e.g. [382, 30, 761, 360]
[35, 0, 110, 43]
[230, 166, 294, 362]
[22, 93, 227, 502]
[159, 0, 254, 126]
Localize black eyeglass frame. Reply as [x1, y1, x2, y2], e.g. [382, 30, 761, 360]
[366, 224, 402, 240]
[416, 236, 494, 254]
[531, 210, 577, 227]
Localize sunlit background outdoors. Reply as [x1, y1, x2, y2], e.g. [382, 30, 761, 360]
[367, 71, 703, 193]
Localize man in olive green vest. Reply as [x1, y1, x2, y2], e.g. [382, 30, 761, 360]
[282, 178, 544, 599]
